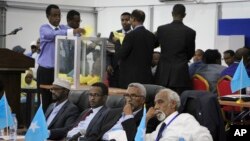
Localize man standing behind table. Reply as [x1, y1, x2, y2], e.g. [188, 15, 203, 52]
[37, 4, 84, 112]
[155, 4, 196, 95]
[116, 9, 156, 89]
[107, 12, 132, 88]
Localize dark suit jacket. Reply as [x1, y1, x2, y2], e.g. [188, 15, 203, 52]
[155, 20, 196, 88]
[45, 100, 80, 140]
[107, 29, 123, 87]
[179, 90, 226, 141]
[117, 26, 156, 88]
[73, 106, 108, 134]
[82, 108, 143, 141]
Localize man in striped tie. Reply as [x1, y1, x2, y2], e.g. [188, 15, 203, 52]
[145, 88, 213, 141]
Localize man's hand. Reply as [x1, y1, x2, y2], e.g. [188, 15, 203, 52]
[107, 65, 114, 75]
[73, 28, 86, 35]
[112, 36, 119, 42]
[123, 102, 133, 115]
[146, 107, 156, 123]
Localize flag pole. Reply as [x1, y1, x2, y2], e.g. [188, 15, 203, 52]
[40, 94, 43, 109]
[3, 93, 9, 137]
[236, 58, 244, 103]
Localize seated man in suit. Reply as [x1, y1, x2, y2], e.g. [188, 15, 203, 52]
[67, 82, 109, 140]
[145, 88, 212, 141]
[81, 82, 147, 141]
[195, 49, 226, 93]
[221, 47, 250, 77]
[46, 79, 80, 140]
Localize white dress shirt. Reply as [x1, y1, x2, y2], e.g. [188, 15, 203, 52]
[102, 108, 141, 140]
[146, 111, 213, 141]
[67, 106, 103, 137]
[46, 100, 68, 126]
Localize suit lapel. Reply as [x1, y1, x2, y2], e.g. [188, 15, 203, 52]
[48, 101, 69, 128]
[134, 108, 143, 125]
[45, 104, 54, 119]
[102, 108, 123, 132]
[87, 106, 106, 129]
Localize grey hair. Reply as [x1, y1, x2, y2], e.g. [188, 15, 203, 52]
[128, 83, 146, 97]
[158, 88, 181, 109]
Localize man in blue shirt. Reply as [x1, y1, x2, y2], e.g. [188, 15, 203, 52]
[37, 4, 84, 111]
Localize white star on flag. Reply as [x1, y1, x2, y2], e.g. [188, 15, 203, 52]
[30, 121, 40, 132]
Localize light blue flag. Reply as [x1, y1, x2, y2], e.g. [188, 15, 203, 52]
[231, 59, 250, 93]
[25, 104, 48, 141]
[135, 105, 146, 141]
[0, 94, 14, 129]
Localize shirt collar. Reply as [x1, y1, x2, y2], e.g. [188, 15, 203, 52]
[91, 106, 103, 113]
[48, 22, 60, 30]
[133, 25, 143, 30]
[122, 28, 132, 34]
[163, 111, 179, 124]
[54, 100, 68, 109]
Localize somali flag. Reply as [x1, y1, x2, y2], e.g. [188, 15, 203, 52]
[135, 105, 146, 141]
[25, 104, 48, 141]
[0, 94, 14, 129]
[231, 59, 250, 93]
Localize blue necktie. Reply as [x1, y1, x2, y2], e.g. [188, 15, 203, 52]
[155, 122, 166, 141]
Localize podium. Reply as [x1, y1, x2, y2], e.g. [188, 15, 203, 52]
[0, 48, 34, 127]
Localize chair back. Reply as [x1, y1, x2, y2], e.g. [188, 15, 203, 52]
[217, 75, 239, 96]
[217, 75, 241, 112]
[179, 90, 226, 141]
[192, 74, 209, 91]
[68, 90, 90, 112]
[105, 95, 125, 108]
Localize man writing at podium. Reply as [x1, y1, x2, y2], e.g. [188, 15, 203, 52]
[37, 4, 84, 111]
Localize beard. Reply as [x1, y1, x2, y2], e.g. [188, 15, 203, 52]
[156, 110, 166, 121]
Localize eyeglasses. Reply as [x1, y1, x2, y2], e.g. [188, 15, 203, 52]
[124, 93, 144, 98]
[88, 93, 103, 97]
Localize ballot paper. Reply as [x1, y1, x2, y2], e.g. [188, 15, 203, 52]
[106, 130, 128, 141]
[113, 31, 125, 44]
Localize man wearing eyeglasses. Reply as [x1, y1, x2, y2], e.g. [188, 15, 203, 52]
[66, 82, 109, 140]
[81, 83, 146, 141]
[46, 79, 80, 140]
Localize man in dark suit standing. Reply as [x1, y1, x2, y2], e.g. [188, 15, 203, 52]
[117, 9, 156, 89]
[46, 79, 80, 140]
[107, 12, 132, 88]
[155, 4, 196, 95]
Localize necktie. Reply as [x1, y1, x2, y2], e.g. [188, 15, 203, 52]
[80, 109, 93, 121]
[55, 27, 59, 31]
[155, 122, 166, 141]
[72, 109, 93, 128]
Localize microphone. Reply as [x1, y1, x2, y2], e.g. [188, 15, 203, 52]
[9, 27, 23, 35]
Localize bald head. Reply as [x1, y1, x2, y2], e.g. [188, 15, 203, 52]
[234, 48, 250, 63]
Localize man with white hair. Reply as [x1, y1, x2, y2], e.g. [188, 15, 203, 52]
[45, 79, 80, 140]
[145, 88, 213, 141]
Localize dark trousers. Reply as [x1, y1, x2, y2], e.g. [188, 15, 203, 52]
[108, 66, 120, 88]
[37, 66, 54, 112]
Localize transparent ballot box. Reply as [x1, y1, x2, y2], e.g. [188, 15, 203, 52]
[55, 36, 107, 90]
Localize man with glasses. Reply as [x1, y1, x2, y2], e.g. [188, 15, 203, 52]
[81, 83, 146, 141]
[45, 79, 80, 140]
[66, 82, 108, 140]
